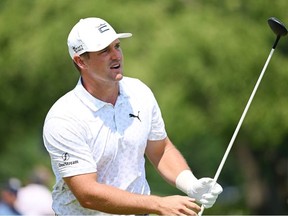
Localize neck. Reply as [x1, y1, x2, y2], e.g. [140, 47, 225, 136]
[82, 78, 120, 105]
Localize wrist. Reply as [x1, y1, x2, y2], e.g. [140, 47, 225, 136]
[175, 170, 197, 194]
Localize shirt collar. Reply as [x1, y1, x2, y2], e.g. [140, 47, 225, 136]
[73, 77, 129, 112]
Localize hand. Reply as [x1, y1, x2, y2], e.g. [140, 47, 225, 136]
[187, 177, 223, 208]
[176, 170, 223, 209]
[156, 195, 201, 216]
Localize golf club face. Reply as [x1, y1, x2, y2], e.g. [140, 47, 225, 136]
[268, 17, 288, 36]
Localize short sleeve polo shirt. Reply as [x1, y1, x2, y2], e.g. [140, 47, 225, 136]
[43, 77, 167, 215]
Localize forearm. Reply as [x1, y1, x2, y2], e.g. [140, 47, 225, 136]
[146, 138, 191, 186]
[65, 176, 161, 215]
[86, 183, 161, 214]
[157, 145, 191, 185]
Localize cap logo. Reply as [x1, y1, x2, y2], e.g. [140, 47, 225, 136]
[98, 23, 110, 33]
[72, 44, 84, 53]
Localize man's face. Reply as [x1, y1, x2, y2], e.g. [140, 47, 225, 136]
[82, 39, 124, 84]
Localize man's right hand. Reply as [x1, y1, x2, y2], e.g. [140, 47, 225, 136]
[155, 195, 201, 215]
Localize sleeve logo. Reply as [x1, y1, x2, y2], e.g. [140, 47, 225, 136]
[58, 152, 79, 168]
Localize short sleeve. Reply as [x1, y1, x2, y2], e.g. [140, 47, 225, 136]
[147, 92, 167, 141]
[43, 117, 96, 178]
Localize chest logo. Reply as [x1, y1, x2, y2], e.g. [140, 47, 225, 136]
[129, 111, 141, 122]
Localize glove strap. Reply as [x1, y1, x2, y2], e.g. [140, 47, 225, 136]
[175, 170, 197, 194]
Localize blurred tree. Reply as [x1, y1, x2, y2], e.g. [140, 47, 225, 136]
[0, 0, 287, 214]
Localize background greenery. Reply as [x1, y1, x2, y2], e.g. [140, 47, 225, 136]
[0, 0, 287, 214]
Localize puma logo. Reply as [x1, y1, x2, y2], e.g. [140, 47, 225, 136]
[129, 111, 141, 122]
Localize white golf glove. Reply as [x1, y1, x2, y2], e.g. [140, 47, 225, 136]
[176, 170, 223, 208]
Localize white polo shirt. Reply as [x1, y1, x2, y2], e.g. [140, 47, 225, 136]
[43, 77, 167, 215]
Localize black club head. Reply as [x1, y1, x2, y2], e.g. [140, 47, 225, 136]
[268, 17, 288, 37]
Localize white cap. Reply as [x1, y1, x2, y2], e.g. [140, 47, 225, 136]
[67, 17, 132, 59]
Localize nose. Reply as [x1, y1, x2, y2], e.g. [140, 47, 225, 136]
[110, 47, 122, 60]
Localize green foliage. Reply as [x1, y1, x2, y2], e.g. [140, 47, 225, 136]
[0, 0, 287, 214]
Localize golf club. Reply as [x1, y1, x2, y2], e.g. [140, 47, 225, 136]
[199, 17, 287, 216]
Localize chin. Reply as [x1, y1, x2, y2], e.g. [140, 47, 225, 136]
[115, 73, 124, 81]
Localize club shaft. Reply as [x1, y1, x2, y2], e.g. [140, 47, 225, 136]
[198, 48, 275, 216]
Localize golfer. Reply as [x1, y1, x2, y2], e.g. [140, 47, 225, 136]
[43, 17, 223, 215]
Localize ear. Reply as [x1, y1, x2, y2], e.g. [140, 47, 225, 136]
[73, 55, 87, 70]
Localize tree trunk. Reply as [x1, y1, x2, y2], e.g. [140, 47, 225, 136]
[235, 142, 268, 213]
